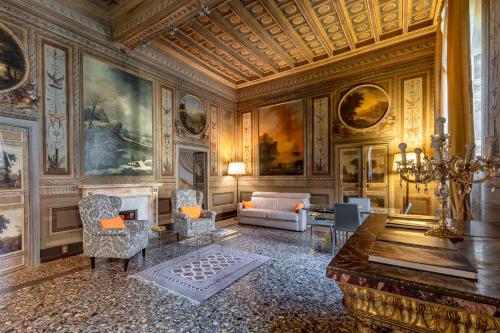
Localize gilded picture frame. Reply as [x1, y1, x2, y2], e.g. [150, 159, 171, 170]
[0, 21, 29, 94]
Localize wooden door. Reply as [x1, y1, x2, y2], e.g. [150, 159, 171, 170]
[339, 147, 362, 202]
[362, 145, 389, 208]
[0, 125, 29, 275]
[193, 152, 207, 209]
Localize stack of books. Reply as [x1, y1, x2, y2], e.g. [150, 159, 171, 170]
[385, 214, 438, 230]
[368, 229, 477, 280]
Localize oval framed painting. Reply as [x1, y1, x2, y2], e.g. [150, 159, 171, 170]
[0, 22, 28, 93]
[178, 95, 207, 136]
[338, 84, 390, 130]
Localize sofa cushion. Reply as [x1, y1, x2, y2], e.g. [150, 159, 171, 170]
[274, 198, 304, 211]
[251, 197, 277, 210]
[268, 210, 298, 222]
[239, 208, 269, 219]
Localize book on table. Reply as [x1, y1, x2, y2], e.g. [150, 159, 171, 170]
[368, 229, 477, 280]
[386, 214, 438, 230]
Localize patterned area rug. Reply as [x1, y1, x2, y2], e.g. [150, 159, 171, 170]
[132, 245, 270, 304]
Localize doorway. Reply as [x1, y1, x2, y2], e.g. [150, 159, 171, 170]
[178, 148, 208, 208]
[337, 143, 389, 209]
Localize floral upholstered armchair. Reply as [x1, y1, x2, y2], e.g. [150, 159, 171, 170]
[171, 189, 216, 240]
[78, 194, 149, 271]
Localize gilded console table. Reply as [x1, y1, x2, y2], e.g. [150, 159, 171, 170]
[326, 214, 500, 332]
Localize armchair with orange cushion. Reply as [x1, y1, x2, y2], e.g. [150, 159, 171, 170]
[78, 194, 149, 271]
[171, 189, 216, 241]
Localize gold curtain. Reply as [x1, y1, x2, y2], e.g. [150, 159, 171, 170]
[447, 0, 474, 220]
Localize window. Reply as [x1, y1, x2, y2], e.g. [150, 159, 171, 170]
[469, 0, 482, 155]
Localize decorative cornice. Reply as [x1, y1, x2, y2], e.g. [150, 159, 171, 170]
[237, 32, 436, 101]
[0, 1, 237, 102]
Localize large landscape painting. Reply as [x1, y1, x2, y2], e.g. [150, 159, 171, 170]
[338, 85, 389, 130]
[83, 55, 153, 176]
[0, 208, 23, 256]
[258, 100, 304, 176]
[0, 23, 27, 93]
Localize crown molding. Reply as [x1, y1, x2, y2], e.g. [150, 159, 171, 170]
[237, 31, 436, 101]
[0, 0, 237, 102]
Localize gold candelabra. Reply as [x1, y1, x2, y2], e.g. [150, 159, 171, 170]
[396, 117, 499, 238]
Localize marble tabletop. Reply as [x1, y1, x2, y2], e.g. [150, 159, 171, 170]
[326, 214, 500, 315]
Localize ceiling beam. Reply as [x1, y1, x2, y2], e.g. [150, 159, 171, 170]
[402, 0, 409, 33]
[169, 32, 254, 82]
[294, 0, 334, 57]
[228, 1, 295, 67]
[189, 21, 264, 77]
[153, 39, 241, 85]
[261, 0, 315, 62]
[366, 0, 380, 42]
[330, 0, 356, 50]
[207, 10, 279, 73]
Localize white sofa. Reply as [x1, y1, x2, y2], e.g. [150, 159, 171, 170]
[237, 192, 311, 231]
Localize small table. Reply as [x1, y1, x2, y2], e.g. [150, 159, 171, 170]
[208, 228, 239, 254]
[151, 225, 168, 256]
[304, 207, 336, 254]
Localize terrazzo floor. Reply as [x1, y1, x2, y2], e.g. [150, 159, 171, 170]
[0, 220, 353, 332]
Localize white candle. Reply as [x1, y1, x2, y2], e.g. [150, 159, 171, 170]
[484, 136, 496, 161]
[415, 148, 422, 168]
[399, 143, 407, 163]
[465, 143, 475, 164]
[431, 137, 442, 163]
[435, 117, 446, 136]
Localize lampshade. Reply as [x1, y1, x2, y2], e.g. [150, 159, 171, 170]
[392, 152, 417, 172]
[228, 162, 246, 175]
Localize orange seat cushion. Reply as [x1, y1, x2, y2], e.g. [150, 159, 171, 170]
[242, 200, 255, 209]
[99, 216, 126, 229]
[180, 205, 202, 219]
[293, 202, 305, 213]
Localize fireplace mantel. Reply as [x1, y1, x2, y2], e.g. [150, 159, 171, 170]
[79, 183, 162, 227]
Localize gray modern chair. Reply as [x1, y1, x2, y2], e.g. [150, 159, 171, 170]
[78, 194, 149, 272]
[403, 202, 413, 214]
[347, 197, 371, 214]
[333, 203, 364, 252]
[171, 189, 216, 241]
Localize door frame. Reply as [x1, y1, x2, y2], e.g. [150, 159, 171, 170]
[0, 116, 40, 267]
[175, 144, 210, 208]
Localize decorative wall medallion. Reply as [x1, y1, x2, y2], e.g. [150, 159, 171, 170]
[312, 96, 330, 175]
[258, 99, 304, 176]
[338, 84, 390, 130]
[0, 21, 28, 93]
[402, 77, 424, 147]
[209, 104, 218, 176]
[42, 39, 70, 175]
[160, 85, 174, 176]
[82, 55, 153, 176]
[178, 95, 207, 136]
[241, 111, 252, 174]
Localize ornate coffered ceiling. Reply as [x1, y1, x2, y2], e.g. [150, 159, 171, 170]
[105, 0, 443, 87]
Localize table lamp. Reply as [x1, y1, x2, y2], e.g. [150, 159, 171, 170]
[228, 162, 246, 203]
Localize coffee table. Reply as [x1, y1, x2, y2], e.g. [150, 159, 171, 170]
[304, 207, 336, 254]
[208, 228, 239, 254]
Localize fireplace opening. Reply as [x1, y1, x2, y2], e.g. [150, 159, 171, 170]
[119, 210, 137, 221]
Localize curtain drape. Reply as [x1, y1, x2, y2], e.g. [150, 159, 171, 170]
[446, 0, 474, 220]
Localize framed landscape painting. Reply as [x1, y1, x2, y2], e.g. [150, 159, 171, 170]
[338, 84, 389, 130]
[82, 55, 153, 176]
[0, 143, 23, 190]
[258, 100, 304, 176]
[0, 208, 24, 257]
[178, 95, 207, 136]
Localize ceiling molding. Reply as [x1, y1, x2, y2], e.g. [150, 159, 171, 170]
[294, 0, 334, 57]
[236, 29, 436, 99]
